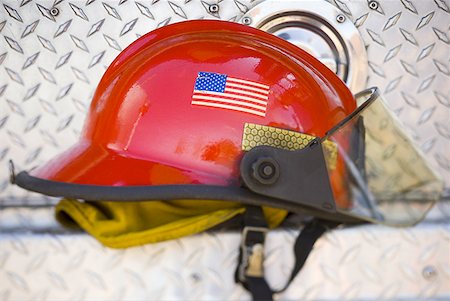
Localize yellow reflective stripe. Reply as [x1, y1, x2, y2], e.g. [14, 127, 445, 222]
[242, 123, 315, 151]
[242, 123, 337, 169]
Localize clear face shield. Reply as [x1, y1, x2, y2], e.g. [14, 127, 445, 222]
[323, 87, 443, 226]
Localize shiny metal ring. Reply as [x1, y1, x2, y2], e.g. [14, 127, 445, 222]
[239, 0, 368, 93]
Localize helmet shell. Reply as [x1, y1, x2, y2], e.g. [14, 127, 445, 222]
[32, 20, 356, 187]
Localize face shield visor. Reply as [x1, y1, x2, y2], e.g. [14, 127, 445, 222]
[323, 87, 443, 226]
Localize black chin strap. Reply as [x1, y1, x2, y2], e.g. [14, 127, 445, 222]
[235, 206, 273, 300]
[236, 206, 341, 301]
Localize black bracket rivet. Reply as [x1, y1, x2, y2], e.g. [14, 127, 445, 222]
[251, 157, 280, 185]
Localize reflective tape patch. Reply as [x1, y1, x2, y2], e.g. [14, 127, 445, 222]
[242, 123, 315, 151]
[242, 123, 337, 169]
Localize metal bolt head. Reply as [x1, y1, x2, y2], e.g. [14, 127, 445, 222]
[242, 16, 252, 25]
[251, 157, 279, 185]
[422, 265, 438, 280]
[209, 4, 219, 14]
[322, 202, 333, 210]
[50, 7, 60, 16]
[262, 165, 274, 177]
[190, 273, 202, 283]
[368, 1, 379, 10]
[336, 14, 346, 23]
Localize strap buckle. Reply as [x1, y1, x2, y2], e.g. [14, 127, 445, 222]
[238, 226, 268, 282]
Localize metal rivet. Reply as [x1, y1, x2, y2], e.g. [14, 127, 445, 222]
[251, 157, 279, 185]
[309, 140, 319, 148]
[368, 1, 379, 10]
[336, 14, 346, 23]
[209, 4, 219, 13]
[422, 265, 438, 280]
[191, 273, 202, 283]
[322, 203, 333, 210]
[50, 7, 60, 16]
[262, 165, 274, 177]
[242, 16, 252, 25]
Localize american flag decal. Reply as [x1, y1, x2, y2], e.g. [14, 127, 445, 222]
[192, 72, 269, 117]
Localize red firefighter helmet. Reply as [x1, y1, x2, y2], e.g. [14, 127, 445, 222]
[13, 20, 441, 226]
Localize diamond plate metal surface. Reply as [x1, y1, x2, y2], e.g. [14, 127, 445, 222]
[1, 0, 450, 300]
[0, 207, 449, 301]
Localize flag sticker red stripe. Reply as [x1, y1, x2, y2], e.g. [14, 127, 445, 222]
[227, 76, 270, 89]
[192, 72, 269, 117]
[225, 82, 270, 95]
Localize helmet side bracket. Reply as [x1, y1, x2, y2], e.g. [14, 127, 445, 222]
[240, 141, 336, 213]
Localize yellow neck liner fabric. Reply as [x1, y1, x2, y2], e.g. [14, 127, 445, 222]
[56, 199, 288, 249]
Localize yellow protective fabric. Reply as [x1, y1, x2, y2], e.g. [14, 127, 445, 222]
[56, 199, 288, 249]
